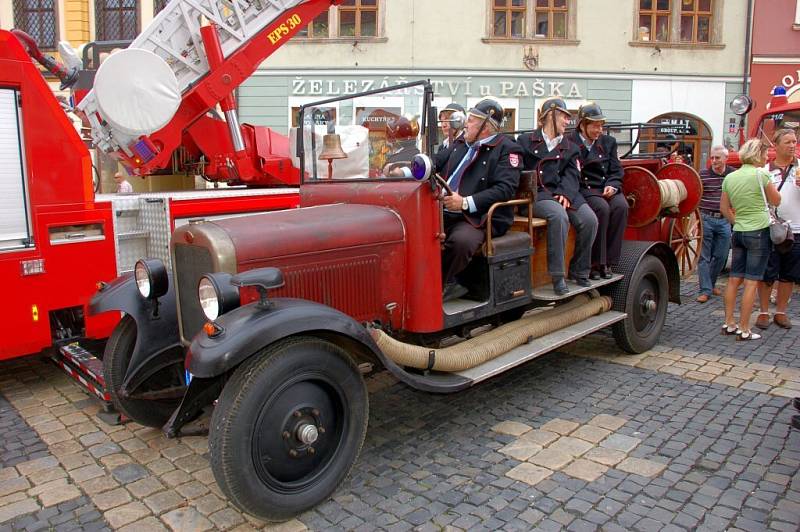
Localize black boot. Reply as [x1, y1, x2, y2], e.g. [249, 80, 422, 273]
[552, 277, 569, 296]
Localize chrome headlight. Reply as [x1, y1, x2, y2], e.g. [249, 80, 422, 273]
[134, 259, 168, 299]
[198, 273, 239, 321]
[730, 94, 754, 116]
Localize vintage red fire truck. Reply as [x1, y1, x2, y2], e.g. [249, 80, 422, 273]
[4, 0, 716, 522]
[85, 73, 710, 520]
[0, 0, 346, 403]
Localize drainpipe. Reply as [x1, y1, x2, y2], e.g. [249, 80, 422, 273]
[738, 0, 754, 145]
[743, 0, 754, 96]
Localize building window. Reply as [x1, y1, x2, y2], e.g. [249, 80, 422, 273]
[154, 0, 168, 15]
[492, 0, 526, 39]
[635, 0, 719, 46]
[12, 0, 58, 50]
[96, 0, 138, 42]
[339, 0, 378, 38]
[485, 0, 576, 42]
[296, 1, 383, 40]
[638, 0, 671, 42]
[679, 0, 712, 43]
[534, 0, 568, 39]
[297, 11, 330, 38]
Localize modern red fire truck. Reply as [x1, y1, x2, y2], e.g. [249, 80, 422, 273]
[0, 1, 344, 400]
[730, 85, 800, 155]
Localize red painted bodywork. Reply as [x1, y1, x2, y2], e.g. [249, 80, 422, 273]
[0, 31, 117, 360]
[300, 180, 444, 332]
[166, 192, 299, 226]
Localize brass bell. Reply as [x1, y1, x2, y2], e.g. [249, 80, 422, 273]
[318, 134, 347, 161]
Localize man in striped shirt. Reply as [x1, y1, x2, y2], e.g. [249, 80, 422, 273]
[696, 145, 734, 303]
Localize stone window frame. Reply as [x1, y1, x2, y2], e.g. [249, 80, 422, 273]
[482, 0, 578, 46]
[294, 0, 387, 43]
[630, 0, 725, 49]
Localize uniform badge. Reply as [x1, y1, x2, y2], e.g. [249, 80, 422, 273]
[576, 159, 582, 172]
[509, 153, 520, 168]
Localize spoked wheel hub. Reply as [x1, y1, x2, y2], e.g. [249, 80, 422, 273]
[253, 377, 345, 492]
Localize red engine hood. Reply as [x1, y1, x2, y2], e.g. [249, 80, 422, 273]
[212, 203, 405, 265]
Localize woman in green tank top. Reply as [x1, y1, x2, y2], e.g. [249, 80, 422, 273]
[720, 139, 781, 340]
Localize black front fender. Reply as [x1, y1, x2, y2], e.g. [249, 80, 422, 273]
[186, 298, 472, 394]
[186, 298, 377, 378]
[90, 273, 182, 388]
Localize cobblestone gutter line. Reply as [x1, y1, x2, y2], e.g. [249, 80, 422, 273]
[562, 336, 800, 398]
[0, 390, 109, 530]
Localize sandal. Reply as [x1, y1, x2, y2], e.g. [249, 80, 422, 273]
[737, 330, 762, 341]
[721, 323, 741, 336]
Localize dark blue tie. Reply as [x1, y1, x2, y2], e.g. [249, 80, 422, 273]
[447, 144, 479, 192]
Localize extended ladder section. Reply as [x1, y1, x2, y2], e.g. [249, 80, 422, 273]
[79, 0, 304, 155]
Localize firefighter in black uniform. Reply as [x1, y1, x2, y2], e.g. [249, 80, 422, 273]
[435, 98, 523, 301]
[437, 102, 465, 154]
[382, 116, 420, 177]
[569, 103, 628, 279]
[518, 98, 598, 295]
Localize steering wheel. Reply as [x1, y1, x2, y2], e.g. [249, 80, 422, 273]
[433, 173, 453, 196]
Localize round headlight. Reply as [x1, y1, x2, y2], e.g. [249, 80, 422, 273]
[133, 259, 168, 299]
[197, 273, 239, 321]
[198, 277, 220, 321]
[134, 261, 152, 298]
[730, 94, 754, 116]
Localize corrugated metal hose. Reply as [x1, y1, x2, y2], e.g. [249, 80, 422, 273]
[371, 293, 612, 372]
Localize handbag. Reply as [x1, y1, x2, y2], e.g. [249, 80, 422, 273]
[757, 167, 794, 252]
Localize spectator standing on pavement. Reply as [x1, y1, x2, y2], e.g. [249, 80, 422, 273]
[114, 172, 133, 194]
[755, 129, 800, 330]
[696, 145, 735, 303]
[720, 140, 781, 340]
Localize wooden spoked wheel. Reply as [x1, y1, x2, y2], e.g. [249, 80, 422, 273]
[662, 208, 703, 277]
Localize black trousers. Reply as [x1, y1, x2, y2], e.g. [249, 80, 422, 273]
[585, 193, 628, 267]
[442, 216, 485, 285]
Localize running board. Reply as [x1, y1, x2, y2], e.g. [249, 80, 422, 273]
[455, 310, 626, 385]
[51, 343, 114, 411]
[533, 273, 624, 301]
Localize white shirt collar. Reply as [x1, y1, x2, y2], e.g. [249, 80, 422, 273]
[541, 130, 562, 151]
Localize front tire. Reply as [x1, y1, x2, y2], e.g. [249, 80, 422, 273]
[103, 315, 181, 427]
[209, 336, 368, 522]
[611, 255, 669, 353]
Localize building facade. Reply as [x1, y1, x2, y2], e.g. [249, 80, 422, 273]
[2, 0, 749, 168]
[749, 0, 800, 116]
[244, 0, 749, 168]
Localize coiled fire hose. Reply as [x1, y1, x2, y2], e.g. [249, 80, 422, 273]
[371, 293, 612, 372]
[658, 179, 687, 214]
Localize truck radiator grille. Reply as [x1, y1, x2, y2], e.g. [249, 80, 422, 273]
[174, 244, 214, 343]
[279, 257, 381, 322]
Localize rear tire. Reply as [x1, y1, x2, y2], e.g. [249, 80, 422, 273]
[209, 336, 368, 522]
[103, 315, 180, 427]
[611, 255, 668, 353]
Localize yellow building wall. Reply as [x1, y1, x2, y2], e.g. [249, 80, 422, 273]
[64, 0, 90, 46]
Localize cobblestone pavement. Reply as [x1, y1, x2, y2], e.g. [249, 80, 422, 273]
[0, 275, 798, 531]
